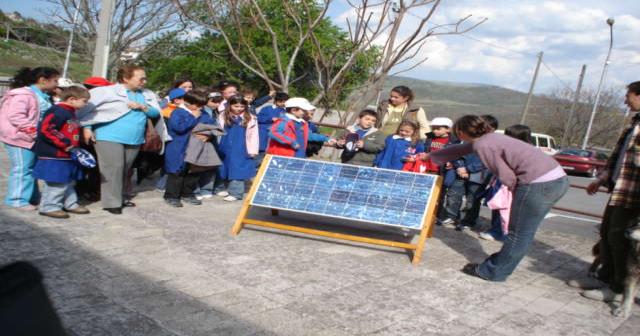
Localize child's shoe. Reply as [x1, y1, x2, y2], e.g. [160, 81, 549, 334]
[39, 210, 70, 219]
[65, 206, 90, 214]
[183, 196, 202, 206]
[223, 195, 239, 202]
[478, 231, 496, 241]
[196, 194, 213, 201]
[438, 218, 456, 228]
[216, 191, 230, 197]
[165, 198, 183, 207]
[455, 224, 471, 231]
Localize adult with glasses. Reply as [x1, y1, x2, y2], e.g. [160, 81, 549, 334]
[79, 65, 162, 214]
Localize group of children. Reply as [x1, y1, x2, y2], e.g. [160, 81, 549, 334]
[4, 69, 528, 241]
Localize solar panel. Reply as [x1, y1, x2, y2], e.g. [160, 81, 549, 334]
[250, 156, 438, 230]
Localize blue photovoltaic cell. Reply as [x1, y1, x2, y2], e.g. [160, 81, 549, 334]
[251, 156, 437, 230]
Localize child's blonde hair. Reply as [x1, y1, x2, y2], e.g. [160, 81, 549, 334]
[395, 120, 420, 144]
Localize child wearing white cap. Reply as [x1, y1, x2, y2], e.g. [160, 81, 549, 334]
[266, 97, 315, 158]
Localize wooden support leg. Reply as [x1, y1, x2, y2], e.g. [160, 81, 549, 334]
[231, 202, 251, 236]
[412, 222, 431, 265]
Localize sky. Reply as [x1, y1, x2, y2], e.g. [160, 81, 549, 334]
[3, 0, 639, 94]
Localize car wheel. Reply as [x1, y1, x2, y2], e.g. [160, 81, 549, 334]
[588, 168, 598, 178]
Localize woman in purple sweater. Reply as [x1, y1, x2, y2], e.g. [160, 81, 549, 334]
[429, 115, 568, 281]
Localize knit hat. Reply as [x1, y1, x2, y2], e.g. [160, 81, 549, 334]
[82, 76, 113, 87]
[168, 88, 186, 100]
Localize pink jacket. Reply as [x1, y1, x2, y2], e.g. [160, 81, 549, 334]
[487, 184, 512, 235]
[217, 112, 259, 156]
[0, 87, 40, 149]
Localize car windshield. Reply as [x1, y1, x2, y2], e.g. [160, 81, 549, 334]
[558, 149, 591, 157]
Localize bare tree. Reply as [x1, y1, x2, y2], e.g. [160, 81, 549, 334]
[43, 0, 179, 74]
[172, 0, 331, 92]
[344, 0, 485, 121]
[529, 86, 626, 149]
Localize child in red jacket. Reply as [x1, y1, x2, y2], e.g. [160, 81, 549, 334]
[266, 97, 314, 158]
[33, 86, 91, 218]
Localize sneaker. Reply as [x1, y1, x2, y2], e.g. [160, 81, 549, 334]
[183, 196, 202, 206]
[580, 286, 622, 302]
[200, 194, 213, 200]
[479, 232, 496, 241]
[439, 218, 456, 228]
[164, 198, 183, 208]
[216, 191, 230, 197]
[223, 195, 239, 202]
[65, 206, 90, 214]
[195, 194, 204, 201]
[39, 210, 70, 219]
[456, 224, 471, 231]
[567, 277, 605, 290]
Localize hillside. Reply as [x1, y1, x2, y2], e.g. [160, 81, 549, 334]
[0, 39, 92, 80]
[382, 76, 550, 126]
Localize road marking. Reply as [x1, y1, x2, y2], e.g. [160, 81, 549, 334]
[545, 212, 600, 224]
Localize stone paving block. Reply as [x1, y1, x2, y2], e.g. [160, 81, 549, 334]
[522, 296, 569, 316]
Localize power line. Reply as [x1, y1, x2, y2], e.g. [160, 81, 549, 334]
[541, 61, 573, 91]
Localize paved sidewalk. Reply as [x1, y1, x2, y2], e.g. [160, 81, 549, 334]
[0, 149, 638, 335]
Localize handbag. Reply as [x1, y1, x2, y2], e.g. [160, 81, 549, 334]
[140, 118, 162, 153]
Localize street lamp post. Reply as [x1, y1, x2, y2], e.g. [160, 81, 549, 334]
[62, 6, 80, 79]
[581, 17, 615, 150]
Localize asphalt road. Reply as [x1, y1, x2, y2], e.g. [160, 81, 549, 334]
[532, 175, 606, 240]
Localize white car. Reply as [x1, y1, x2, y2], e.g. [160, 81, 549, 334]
[495, 130, 558, 155]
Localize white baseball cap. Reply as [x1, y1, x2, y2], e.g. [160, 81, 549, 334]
[431, 117, 453, 128]
[57, 78, 76, 88]
[285, 97, 315, 111]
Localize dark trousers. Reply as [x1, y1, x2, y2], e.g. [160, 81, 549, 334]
[598, 205, 640, 293]
[164, 169, 199, 200]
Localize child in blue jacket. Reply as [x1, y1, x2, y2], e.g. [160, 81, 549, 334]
[257, 92, 289, 165]
[164, 91, 215, 207]
[375, 121, 424, 170]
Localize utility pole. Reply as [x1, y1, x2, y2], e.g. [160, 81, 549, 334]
[62, 6, 80, 79]
[520, 51, 544, 124]
[560, 64, 587, 147]
[92, 0, 116, 77]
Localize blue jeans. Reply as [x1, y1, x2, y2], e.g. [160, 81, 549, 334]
[40, 181, 79, 213]
[477, 177, 569, 281]
[156, 173, 167, 190]
[214, 179, 245, 199]
[438, 178, 465, 221]
[195, 169, 216, 196]
[459, 181, 483, 227]
[3, 143, 39, 207]
[486, 210, 505, 240]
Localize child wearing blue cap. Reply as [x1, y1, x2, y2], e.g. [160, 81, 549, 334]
[33, 86, 92, 218]
[161, 88, 186, 119]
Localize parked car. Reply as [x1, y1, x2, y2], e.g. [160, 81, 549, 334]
[553, 148, 608, 177]
[496, 130, 559, 155]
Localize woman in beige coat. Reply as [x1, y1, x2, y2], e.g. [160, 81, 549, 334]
[376, 85, 430, 139]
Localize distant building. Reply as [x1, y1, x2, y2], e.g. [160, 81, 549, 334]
[120, 47, 142, 62]
[7, 12, 23, 22]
